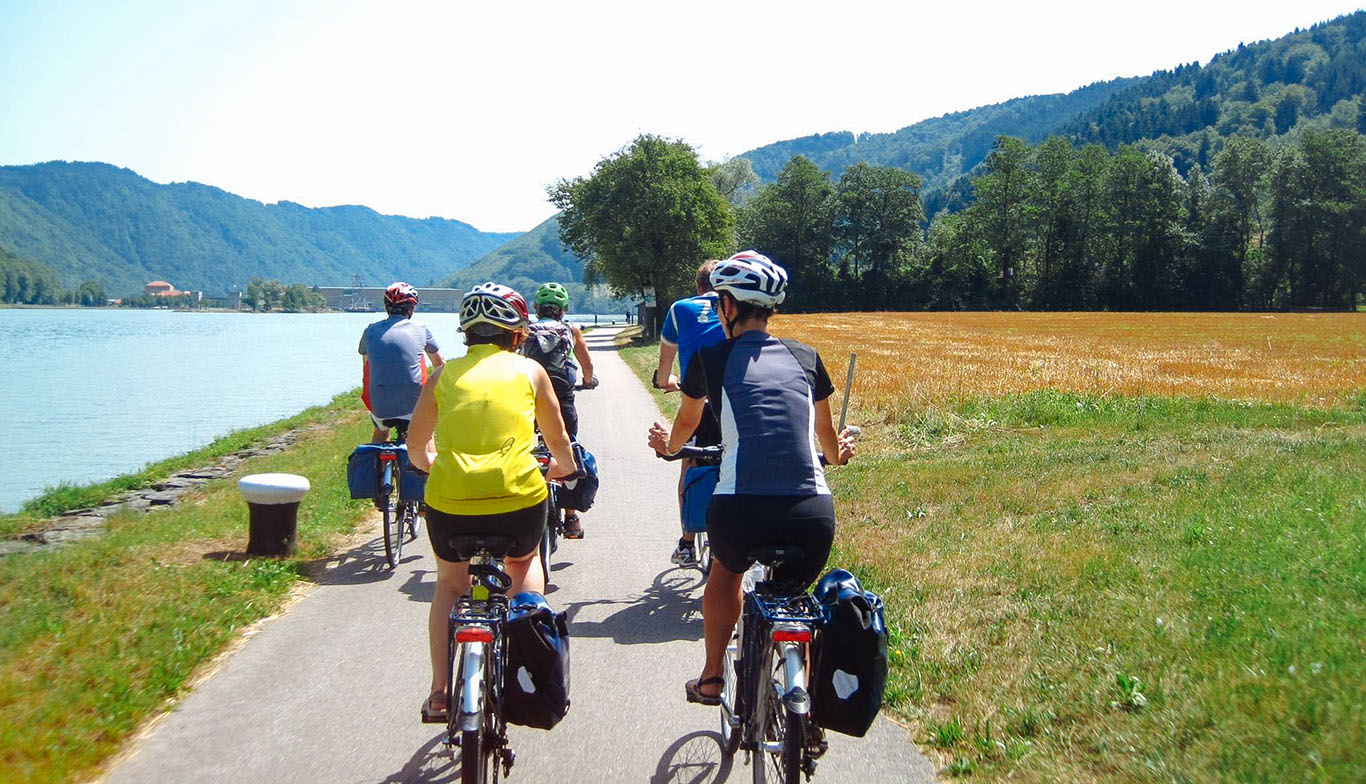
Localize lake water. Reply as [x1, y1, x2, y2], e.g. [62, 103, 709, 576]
[0, 309, 482, 514]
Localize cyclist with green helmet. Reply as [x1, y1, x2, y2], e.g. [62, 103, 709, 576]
[521, 282, 595, 537]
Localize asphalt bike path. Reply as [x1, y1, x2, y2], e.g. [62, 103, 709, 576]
[105, 327, 939, 783]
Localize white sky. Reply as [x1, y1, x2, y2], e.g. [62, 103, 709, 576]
[1, 0, 1363, 232]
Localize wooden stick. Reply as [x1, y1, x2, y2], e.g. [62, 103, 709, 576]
[839, 353, 857, 433]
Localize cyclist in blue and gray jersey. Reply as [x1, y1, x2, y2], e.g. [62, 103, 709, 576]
[359, 282, 444, 443]
[655, 258, 726, 566]
[648, 251, 856, 706]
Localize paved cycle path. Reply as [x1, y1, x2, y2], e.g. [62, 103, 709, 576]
[104, 327, 939, 784]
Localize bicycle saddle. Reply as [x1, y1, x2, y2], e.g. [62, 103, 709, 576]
[446, 534, 517, 561]
[748, 545, 806, 568]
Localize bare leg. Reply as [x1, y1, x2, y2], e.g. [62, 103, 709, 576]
[504, 550, 544, 596]
[698, 562, 743, 697]
[428, 557, 469, 701]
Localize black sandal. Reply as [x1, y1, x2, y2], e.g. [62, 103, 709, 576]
[420, 692, 448, 724]
[685, 676, 725, 706]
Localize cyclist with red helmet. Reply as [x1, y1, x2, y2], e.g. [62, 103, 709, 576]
[407, 282, 575, 723]
[358, 282, 444, 443]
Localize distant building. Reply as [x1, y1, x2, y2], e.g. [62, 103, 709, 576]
[145, 280, 184, 297]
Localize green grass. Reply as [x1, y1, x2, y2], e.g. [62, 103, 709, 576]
[0, 391, 378, 784]
[620, 344, 1366, 782]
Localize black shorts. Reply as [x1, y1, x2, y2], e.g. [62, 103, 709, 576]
[706, 494, 835, 589]
[425, 499, 547, 562]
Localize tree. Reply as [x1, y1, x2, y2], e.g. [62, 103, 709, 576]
[831, 163, 924, 299]
[737, 156, 837, 310]
[971, 137, 1035, 307]
[549, 135, 734, 314]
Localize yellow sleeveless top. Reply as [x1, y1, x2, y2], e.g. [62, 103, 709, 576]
[425, 344, 548, 515]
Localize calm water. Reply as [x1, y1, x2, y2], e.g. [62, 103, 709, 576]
[0, 309, 479, 513]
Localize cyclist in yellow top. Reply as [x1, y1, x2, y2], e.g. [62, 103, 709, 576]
[407, 282, 575, 723]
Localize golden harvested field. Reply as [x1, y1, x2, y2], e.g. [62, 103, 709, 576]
[776, 311, 1366, 417]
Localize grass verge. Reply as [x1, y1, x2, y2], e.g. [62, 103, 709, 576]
[620, 336, 1366, 782]
[0, 391, 377, 784]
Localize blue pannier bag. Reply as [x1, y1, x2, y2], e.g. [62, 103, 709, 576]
[681, 464, 718, 534]
[811, 569, 888, 737]
[557, 442, 599, 512]
[346, 444, 427, 502]
[502, 591, 571, 729]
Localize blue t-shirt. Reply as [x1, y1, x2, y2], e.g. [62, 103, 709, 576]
[682, 331, 836, 496]
[358, 316, 439, 419]
[660, 293, 725, 380]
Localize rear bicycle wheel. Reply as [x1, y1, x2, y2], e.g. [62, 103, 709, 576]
[696, 531, 712, 574]
[752, 644, 802, 784]
[719, 624, 741, 754]
[381, 464, 401, 569]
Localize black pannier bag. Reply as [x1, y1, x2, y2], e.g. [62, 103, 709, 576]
[502, 591, 571, 729]
[811, 568, 889, 737]
[557, 442, 599, 512]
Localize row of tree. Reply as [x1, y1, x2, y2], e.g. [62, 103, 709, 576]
[243, 277, 328, 312]
[1, 250, 106, 306]
[553, 131, 1365, 314]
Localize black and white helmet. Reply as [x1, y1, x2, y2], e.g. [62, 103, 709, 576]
[459, 282, 530, 332]
[709, 250, 787, 307]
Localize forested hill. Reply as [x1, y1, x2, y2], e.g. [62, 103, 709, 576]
[0, 162, 518, 296]
[439, 216, 626, 313]
[737, 77, 1140, 191]
[1059, 11, 1366, 170]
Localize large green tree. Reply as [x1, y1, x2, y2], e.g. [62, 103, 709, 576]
[548, 135, 734, 311]
[737, 156, 837, 310]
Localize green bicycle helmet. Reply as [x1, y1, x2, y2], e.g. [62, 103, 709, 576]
[534, 282, 570, 309]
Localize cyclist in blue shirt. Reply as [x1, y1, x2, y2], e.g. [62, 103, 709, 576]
[359, 282, 444, 443]
[655, 259, 727, 566]
[648, 251, 856, 705]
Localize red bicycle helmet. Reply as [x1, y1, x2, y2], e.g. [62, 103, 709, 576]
[384, 281, 419, 308]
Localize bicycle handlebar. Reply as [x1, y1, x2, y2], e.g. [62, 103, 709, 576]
[656, 444, 723, 462]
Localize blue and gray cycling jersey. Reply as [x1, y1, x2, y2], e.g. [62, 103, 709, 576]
[660, 292, 725, 380]
[682, 331, 836, 496]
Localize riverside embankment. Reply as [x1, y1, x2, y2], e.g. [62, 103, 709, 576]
[0, 391, 379, 784]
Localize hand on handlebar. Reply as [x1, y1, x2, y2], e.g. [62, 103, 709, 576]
[647, 421, 671, 456]
[545, 456, 576, 481]
[835, 428, 857, 466]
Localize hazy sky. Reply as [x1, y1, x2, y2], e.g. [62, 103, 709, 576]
[2, 1, 1363, 232]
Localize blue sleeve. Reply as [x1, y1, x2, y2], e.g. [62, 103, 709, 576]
[660, 302, 681, 344]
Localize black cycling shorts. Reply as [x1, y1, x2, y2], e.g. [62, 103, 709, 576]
[706, 494, 835, 589]
[425, 499, 547, 562]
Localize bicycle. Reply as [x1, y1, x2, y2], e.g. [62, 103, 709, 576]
[375, 418, 421, 570]
[657, 444, 720, 574]
[443, 534, 518, 784]
[720, 546, 827, 783]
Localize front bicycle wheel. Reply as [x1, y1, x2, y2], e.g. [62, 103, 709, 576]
[752, 645, 802, 784]
[381, 465, 401, 569]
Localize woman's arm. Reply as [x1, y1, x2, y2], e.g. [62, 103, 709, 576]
[570, 323, 594, 385]
[648, 395, 705, 456]
[406, 365, 442, 472]
[814, 398, 856, 466]
[531, 364, 575, 478]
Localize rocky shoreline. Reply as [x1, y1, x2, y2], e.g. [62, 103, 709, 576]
[0, 424, 326, 556]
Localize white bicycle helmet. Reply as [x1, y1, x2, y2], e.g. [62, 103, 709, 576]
[709, 250, 788, 307]
[459, 282, 530, 332]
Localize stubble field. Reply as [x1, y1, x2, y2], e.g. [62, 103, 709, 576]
[628, 310, 1366, 783]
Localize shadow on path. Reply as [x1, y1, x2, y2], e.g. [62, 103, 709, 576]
[650, 730, 735, 784]
[564, 567, 704, 644]
[373, 731, 459, 783]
